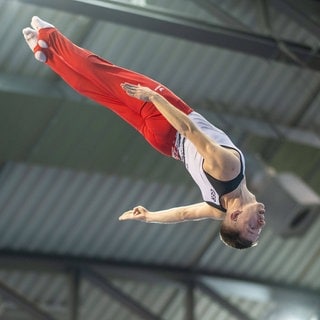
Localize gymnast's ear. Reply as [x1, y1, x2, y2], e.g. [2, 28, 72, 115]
[230, 210, 242, 222]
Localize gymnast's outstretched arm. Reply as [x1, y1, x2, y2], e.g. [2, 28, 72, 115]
[119, 202, 224, 223]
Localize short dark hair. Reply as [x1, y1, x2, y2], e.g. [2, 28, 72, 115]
[219, 221, 257, 249]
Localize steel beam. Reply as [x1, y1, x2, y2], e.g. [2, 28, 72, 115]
[0, 280, 55, 320]
[270, 0, 320, 40]
[81, 267, 163, 320]
[191, 0, 252, 32]
[185, 283, 195, 320]
[18, 0, 320, 70]
[0, 250, 319, 306]
[197, 281, 253, 320]
[69, 269, 80, 320]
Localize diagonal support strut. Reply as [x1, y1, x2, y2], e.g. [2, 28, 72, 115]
[0, 280, 55, 320]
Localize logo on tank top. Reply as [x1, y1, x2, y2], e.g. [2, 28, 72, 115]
[210, 189, 217, 202]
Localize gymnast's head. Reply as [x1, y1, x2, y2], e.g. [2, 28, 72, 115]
[219, 202, 266, 249]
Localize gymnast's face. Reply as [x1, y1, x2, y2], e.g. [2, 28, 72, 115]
[233, 202, 266, 243]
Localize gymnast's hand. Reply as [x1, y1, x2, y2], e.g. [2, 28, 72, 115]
[119, 206, 149, 221]
[121, 83, 156, 101]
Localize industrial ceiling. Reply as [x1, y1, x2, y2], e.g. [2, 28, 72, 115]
[0, 0, 319, 319]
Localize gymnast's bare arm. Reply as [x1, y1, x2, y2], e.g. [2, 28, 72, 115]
[119, 202, 224, 223]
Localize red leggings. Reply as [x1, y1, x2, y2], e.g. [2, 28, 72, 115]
[36, 28, 193, 156]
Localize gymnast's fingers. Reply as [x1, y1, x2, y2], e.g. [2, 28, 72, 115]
[118, 210, 134, 220]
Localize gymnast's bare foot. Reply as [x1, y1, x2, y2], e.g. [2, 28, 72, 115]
[22, 16, 54, 63]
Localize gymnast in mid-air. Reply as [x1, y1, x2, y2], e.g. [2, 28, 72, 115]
[23, 16, 266, 249]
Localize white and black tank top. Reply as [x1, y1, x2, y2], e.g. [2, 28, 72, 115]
[174, 112, 245, 212]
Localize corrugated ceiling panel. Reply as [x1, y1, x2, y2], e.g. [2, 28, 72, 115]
[0, 162, 219, 267]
